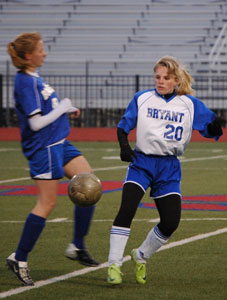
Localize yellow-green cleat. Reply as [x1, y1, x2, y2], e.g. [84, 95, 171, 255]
[131, 249, 147, 284]
[107, 264, 123, 285]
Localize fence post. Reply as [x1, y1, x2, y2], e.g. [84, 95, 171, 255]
[0, 74, 3, 126]
[85, 61, 89, 127]
[6, 60, 10, 126]
[135, 74, 140, 92]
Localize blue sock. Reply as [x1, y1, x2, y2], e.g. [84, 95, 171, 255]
[15, 213, 46, 262]
[73, 205, 95, 249]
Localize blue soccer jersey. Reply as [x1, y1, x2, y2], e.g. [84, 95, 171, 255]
[118, 89, 218, 156]
[14, 71, 70, 158]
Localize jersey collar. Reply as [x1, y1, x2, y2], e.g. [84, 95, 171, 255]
[26, 70, 39, 77]
[155, 89, 177, 102]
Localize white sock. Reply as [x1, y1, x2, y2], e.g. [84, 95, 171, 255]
[108, 226, 130, 267]
[137, 225, 169, 262]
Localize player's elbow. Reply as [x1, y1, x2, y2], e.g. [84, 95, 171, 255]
[30, 124, 41, 131]
[28, 114, 43, 131]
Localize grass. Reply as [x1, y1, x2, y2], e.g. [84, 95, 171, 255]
[0, 141, 227, 300]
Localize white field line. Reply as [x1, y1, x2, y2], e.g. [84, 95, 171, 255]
[0, 149, 20, 152]
[179, 155, 227, 162]
[0, 166, 127, 184]
[0, 148, 224, 153]
[0, 154, 226, 185]
[0, 177, 31, 184]
[1, 217, 227, 224]
[0, 227, 227, 299]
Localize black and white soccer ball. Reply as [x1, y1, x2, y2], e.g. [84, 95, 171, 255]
[68, 173, 102, 207]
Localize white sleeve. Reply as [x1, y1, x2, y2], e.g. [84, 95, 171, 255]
[29, 98, 78, 131]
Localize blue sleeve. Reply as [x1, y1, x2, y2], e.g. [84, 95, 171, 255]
[15, 74, 41, 118]
[187, 95, 219, 140]
[117, 90, 142, 134]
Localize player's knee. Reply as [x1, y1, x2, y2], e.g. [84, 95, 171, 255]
[48, 200, 56, 211]
[43, 198, 57, 215]
[114, 182, 144, 228]
[158, 218, 180, 237]
[113, 206, 135, 228]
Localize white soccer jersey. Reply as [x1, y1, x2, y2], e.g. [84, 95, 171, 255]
[118, 89, 217, 157]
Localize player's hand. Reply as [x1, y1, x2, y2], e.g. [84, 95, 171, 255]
[208, 116, 226, 136]
[69, 108, 81, 119]
[74, 108, 80, 118]
[120, 144, 136, 162]
[61, 98, 79, 114]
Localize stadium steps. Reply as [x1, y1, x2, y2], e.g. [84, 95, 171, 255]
[0, 0, 226, 77]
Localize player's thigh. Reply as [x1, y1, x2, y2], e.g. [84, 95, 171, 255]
[64, 155, 91, 179]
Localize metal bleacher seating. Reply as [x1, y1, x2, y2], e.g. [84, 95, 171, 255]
[0, 0, 227, 77]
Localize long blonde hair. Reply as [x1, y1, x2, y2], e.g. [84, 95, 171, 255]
[154, 56, 195, 96]
[7, 32, 42, 71]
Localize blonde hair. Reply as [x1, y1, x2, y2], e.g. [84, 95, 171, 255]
[154, 56, 195, 96]
[7, 32, 42, 71]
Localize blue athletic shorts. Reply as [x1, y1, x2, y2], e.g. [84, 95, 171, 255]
[124, 151, 182, 198]
[28, 139, 81, 179]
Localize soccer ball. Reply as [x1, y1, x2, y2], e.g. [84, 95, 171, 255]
[68, 173, 102, 207]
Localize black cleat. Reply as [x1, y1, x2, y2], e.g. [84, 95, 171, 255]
[65, 243, 100, 267]
[6, 253, 34, 286]
[76, 249, 100, 267]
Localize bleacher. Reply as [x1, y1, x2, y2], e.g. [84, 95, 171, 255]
[1, 0, 227, 76]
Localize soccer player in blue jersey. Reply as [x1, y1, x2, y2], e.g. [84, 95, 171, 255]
[6, 32, 99, 286]
[107, 56, 225, 285]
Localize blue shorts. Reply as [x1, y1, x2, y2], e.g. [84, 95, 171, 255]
[125, 151, 182, 198]
[28, 139, 81, 179]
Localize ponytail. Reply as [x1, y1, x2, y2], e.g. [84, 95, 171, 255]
[7, 32, 42, 71]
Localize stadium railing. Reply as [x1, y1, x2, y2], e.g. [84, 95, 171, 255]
[0, 73, 226, 128]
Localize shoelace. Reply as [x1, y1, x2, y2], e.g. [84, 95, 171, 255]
[19, 267, 33, 283]
[136, 264, 146, 280]
[111, 266, 123, 275]
[137, 263, 145, 270]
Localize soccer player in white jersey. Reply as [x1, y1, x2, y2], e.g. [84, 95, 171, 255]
[6, 32, 99, 286]
[107, 56, 225, 285]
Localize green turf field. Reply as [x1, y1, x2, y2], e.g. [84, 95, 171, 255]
[0, 141, 227, 300]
